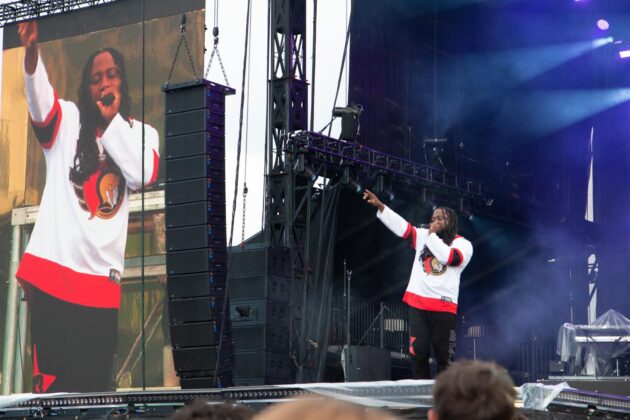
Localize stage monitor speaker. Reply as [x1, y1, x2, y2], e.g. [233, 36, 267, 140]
[342, 345, 391, 382]
[163, 79, 235, 389]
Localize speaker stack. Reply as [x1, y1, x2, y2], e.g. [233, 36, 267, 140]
[163, 80, 235, 388]
[227, 244, 295, 385]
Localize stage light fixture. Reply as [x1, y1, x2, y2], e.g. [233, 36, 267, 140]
[619, 49, 630, 59]
[383, 188, 395, 202]
[597, 19, 609, 31]
[348, 180, 364, 194]
[374, 173, 385, 193]
[332, 104, 362, 141]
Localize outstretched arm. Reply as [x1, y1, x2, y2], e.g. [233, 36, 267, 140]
[19, 21, 61, 149]
[364, 189, 424, 248]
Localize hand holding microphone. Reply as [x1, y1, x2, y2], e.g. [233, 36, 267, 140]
[100, 93, 115, 106]
[96, 92, 119, 125]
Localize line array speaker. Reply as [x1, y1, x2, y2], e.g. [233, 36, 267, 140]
[163, 79, 235, 389]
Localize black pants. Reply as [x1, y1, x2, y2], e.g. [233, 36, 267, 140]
[408, 307, 456, 379]
[24, 284, 118, 393]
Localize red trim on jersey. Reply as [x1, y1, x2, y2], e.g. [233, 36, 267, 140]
[402, 223, 417, 249]
[148, 149, 159, 185]
[16, 253, 121, 309]
[403, 291, 457, 314]
[409, 336, 417, 356]
[30, 92, 62, 149]
[410, 227, 417, 249]
[402, 223, 412, 239]
[447, 248, 464, 267]
[32, 345, 56, 393]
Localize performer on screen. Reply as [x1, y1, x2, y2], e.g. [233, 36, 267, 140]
[363, 190, 473, 379]
[16, 21, 160, 392]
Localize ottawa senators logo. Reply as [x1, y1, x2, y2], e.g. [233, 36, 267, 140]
[72, 163, 125, 220]
[421, 256, 447, 276]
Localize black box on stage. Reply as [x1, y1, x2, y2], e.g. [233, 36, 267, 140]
[234, 351, 292, 380]
[228, 245, 291, 278]
[165, 201, 226, 229]
[233, 325, 290, 353]
[166, 248, 227, 276]
[167, 272, 226, 299]
[163, 79, 235, 389]
[166, 224, 227, 252]
[342, 346, 391, 382]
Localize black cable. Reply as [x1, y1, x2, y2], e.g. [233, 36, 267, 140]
[262, 0, 271, 231]
[140, 0, 146, 391]
[215, 0, 253, 388]
[309, 0, 318, 132]
[228, 0, 252, 248]
[326, 0, 356, 137]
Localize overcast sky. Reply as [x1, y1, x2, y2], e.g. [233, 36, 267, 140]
[0, 0, 350, 243]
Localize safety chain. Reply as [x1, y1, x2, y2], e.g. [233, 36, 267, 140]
[240, 182, 248, 247]
[165, 14, 199, 86]
[204, 26, 230, 87]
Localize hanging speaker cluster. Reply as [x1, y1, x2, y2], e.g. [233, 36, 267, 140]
[162, 80, 235, 389]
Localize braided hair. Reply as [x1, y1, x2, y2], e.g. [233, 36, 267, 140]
[69, 48, 131, 185]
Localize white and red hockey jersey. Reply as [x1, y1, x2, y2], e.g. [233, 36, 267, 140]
[377, 206, 473, 314]
[16, 54, 160, 309]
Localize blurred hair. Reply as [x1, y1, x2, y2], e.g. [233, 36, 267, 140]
[253, 396, 399, 420]
[432, 360, 517, 420]
[436, 206, 458, 245]
[169, 400, 254, 420]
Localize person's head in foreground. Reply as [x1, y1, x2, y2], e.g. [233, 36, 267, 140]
[429, 360, 517, 420]
[253, 395, 400, 420]
[169, 399, 254, 420]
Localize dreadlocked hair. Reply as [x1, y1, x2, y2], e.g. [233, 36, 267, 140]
[420, 206, 459, 262]
[436, 206, 458, 246]
[69, 48, 131, 185]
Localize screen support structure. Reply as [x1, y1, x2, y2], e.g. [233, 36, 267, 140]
[0, 0, 117, 27]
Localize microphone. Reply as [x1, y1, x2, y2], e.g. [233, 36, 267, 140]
[101, 94, 115, 106]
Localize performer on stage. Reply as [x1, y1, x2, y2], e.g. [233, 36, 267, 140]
[15, 21, 160, 392]
[363, 190, 473, 379]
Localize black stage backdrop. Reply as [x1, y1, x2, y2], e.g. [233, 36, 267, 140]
[338, 0, 630, 381]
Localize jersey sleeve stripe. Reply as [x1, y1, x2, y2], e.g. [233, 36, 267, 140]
[30, 92, 62, 149]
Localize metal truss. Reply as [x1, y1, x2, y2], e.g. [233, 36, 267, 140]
[291, 131, 485, 198]
[0, 0, 117, 27]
